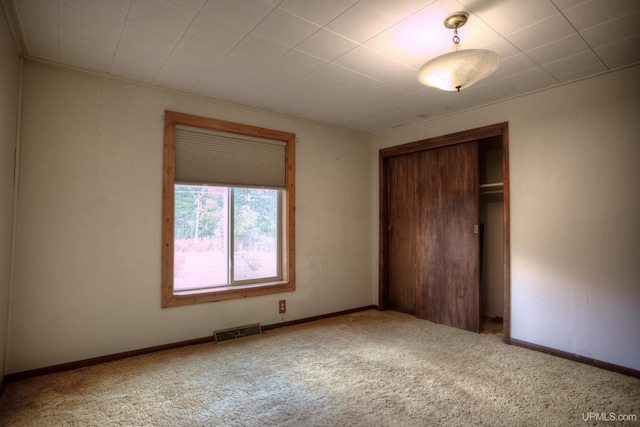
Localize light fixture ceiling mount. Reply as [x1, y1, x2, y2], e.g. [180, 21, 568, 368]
[443, 11, 468, 30]
[417, 12, 500, 92]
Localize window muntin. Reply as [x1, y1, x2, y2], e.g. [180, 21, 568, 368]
[162, 111, 295, 308]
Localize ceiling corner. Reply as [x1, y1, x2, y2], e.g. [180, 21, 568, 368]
[1, 0, 28, 56]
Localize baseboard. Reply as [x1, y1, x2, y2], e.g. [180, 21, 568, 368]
[262, 305, 378, 331]
[3, 336, 215, 384]
[509, 338, 640, 379]
[3, 305, 378, 384]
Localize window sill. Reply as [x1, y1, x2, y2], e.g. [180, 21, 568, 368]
[162, 280, 295, 308]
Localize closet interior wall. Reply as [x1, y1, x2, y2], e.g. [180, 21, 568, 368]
[479, 137, 505, 321]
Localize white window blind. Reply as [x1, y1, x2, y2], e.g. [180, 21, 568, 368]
[175, 125, 286, 188]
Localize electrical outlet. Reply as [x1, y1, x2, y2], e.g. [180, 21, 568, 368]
[279, 299, 286, 314]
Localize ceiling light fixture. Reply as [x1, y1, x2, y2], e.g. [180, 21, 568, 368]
[417, 12, 500, 92]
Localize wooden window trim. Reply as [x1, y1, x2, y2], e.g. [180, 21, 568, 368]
[162, 110, 295, 308]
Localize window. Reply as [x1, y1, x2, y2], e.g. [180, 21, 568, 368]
[162, 111, 295, 308]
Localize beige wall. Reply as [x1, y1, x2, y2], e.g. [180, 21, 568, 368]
[374, 65, 640, 370]
[6, 56, 640, 375]
[0, 6, 20, 379]
[8, 60, 373, 373]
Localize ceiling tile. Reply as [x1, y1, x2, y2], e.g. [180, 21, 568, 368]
[268, 88, 323, 118]
[210, 35, 289, 85]
[554, 62, 608, 82]
[401, 96, 452, 118]
[461, 0, 559, 35]
[332, 45, 419, 90]
[199, 0, 274, 32]
[282, 78, 355, 115]
[63, 0, 132, 17]
[120, 20, 180, 55]
[579, 11, 640, 48]
[168, 38, 227, 68]
[166, 0, 206, 12]
[325, 1, 399, 43]
[13, 0, 59, 24]
[350, 103, 417, 133]
[593, 34, 640, 70]
[128, 0, 198, 34]
[499, 66, 559, 93]
[507, 14, 574, 52]
[278, 0, 359, 26]
[525, 33, 590, 65]
[59, 0, 126, 40]
[561, 0, 640, 31]
[251, 66, 302, 87]
[153, 59, 210, 92]
[365, 0, 438, 23]
[271, 49, 327, 77]
[252, 8, 321, 48]
[491, 54, 538, 79]
[307, 63, 382, 93]
[540, 49, 599, 77]
[110, 41, 166, 82]
[542, 50, 607, 81]
[194, 68, 249, 99]
[551, 0, 588, 11]
[368, 0, 458, 55]
[479, 37, 522, 61]
[354, 83, 408, 107]
[183, 13, 245, 50]
[456, 18, 503, 49]
[388, 88, 447, 111]
[231, 34, 290, 67]
[212, 55, 264, 82]
[333, 45, 391, 74]
[59, 29, 117, 72]
[364, 27, 430, 70]
[227, 83, 288, 111]
[297, 29, 358, 62]
[363, 60, 422, 91]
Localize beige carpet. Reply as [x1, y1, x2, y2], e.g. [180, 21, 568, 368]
[0, 310, 638, 426]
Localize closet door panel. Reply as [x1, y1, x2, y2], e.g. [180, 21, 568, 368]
[416, 142, 480, 332]
[386, 154, 417, 314]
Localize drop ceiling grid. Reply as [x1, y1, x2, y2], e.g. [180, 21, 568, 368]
[8, 0, 640, 134]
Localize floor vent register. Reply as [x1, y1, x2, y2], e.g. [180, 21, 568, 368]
[214, 323, 262, 343]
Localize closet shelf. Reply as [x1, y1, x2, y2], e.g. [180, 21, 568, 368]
[479, 182, 503, 194]
[480, 183, 504, 202]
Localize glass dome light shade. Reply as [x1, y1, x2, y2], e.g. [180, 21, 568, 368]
[417, 48, 500, 91]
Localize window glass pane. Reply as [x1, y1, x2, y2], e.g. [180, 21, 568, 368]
[233, 188, 279, 281]
[174, 185, 228, 290]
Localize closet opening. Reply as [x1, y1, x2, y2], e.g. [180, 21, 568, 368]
[479, 136, 505, 337]
[379, 122, 510, 343]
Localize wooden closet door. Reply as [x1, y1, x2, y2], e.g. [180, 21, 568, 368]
[386, 153, 418, 315]
[416, 142, 480, 332]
